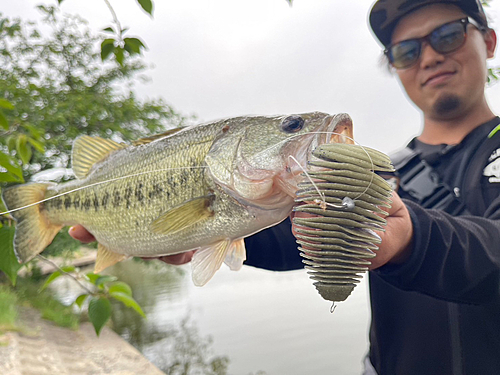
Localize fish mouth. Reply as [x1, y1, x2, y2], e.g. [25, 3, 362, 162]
[286, 113, 354, 175]
[277, 113, 353, 197]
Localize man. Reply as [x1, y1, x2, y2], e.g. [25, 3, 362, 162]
[70, 0, 500, 373]
[364, 1, 500, 374]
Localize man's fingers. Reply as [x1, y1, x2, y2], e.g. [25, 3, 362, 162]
[69, 225, 96, 243]
[153, 251, 196, 265]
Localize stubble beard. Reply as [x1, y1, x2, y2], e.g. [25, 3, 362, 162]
[432, 94, 461, 118]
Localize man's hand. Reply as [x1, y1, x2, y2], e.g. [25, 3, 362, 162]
[369, 191, 413, 269]
[68, 225, 195, 265]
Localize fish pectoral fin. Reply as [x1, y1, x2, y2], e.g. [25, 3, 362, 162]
[94, 243, 128, 273]
[150, 196, 214, 235]
[224, 238, 246, 271]
[72, 135, 126, 179]
[191, 239, 231, 286]
[131, 127, 185, 146]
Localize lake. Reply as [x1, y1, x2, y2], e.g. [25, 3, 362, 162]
[53, 259, 371, 375]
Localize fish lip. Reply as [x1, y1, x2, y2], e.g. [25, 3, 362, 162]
[288, 114, 340, 174]
[422, 69, 456, 86]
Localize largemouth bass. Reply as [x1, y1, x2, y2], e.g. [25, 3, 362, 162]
[2, 112, 353, 285]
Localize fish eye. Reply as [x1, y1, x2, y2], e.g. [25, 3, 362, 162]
[281, 115, 305, 133]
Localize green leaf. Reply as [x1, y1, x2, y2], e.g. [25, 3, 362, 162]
[16, 135, 32, 164]
[0, 151, 24, 182]
[57, 0, 65, 4]
[60, 265, 76, 273]
[137, 0, 154, 16]
[0, 110, 8, 130]
[88, 297, 112, 336]
[0, 173, 22, 183]
[0, 99, 14, 110]
[114, 47, 125, 66]
[85, 273, 100, 284]
[109, 291, 146, 318]
[102, 27, 114, 33]
[27, 137, 45, 154]
[0, 226, 22, 285]
[6, 136, 16, 152]
[95, 275, 118, 287]
[75, 294, 88, 308]
[124, 38, 146, 54]
[100, 39, 115, 61]
[108, 281, 132, 296]
[40, 270, 62, 291]
[23, 124, 43, 139]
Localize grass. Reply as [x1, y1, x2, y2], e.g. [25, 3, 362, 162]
[0, 278, 80, 332]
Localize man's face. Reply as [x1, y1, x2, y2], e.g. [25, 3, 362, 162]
[391, 4, 496, 120]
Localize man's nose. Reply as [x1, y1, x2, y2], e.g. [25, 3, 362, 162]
[419, 42, 445, 69]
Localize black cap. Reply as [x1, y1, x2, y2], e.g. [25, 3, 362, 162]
[369, 0, 489, 47]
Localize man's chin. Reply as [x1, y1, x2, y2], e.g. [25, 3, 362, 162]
[432, 95, 461, 117]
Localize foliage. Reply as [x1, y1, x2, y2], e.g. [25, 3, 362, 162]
[2, 277, 80, 330]
[41, 268, 145, 336]
[56, 0, 152, 66]
[0, 6, 189, 180]
[44, 227, 90, 257]
[0, 284, 18, 331]
[162, 318, 230, 375]
[0, 6, 191, 286]
[0, 6, 179, 337]
[0, 224, 22, 285]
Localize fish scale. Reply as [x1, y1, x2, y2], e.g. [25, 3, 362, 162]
[293, 143, 394, 302]
[3, 112, 353, 286]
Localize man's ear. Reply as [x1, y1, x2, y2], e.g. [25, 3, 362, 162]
[485, 28, 497, 59]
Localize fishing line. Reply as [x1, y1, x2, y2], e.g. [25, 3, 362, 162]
[0, 166, 209, 216]
[330, 302, 337, 314]
[0, 131, 376, 216]
[288, 155, 327, 209]
[260, 130, 376, 206]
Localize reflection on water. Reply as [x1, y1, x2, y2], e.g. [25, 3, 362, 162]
[109, 260, 230, 374]
[52, 258, 370, 374]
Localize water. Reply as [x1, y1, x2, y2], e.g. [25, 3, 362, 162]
[52, 259, 371, 375]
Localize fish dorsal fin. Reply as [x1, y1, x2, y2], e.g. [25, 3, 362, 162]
[191, 239, 231, 286]
[72, 135, 126, 179]
[224, 238, 247, 271]
[150, 195, 214, 235]
[94, 243, 128, 273]
[132, 127, 185, 146]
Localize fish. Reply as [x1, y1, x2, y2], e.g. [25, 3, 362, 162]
[1, 112, 353, 286]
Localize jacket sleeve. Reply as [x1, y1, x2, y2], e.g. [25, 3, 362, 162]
[243, 217, 304, 271]
[374, 197, 500, 305]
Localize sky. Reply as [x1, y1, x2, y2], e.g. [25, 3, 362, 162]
[5, 0, 500, 155]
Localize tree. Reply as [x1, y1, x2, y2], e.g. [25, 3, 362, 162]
[0, 6, 190, 181]
[0, 6, 191, 285]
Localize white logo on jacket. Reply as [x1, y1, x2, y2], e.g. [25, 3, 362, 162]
[484, 148, 500, 183]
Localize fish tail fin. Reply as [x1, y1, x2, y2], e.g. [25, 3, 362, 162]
[2, 183, 62, 263]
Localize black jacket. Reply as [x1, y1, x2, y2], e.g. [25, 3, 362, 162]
[369, 117, 500, 375]
[245, 117, 500, 375]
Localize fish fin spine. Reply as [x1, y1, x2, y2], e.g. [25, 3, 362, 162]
[191, 239, 232, 286]
[94, 243, 128, 273]
[224, 238, 246, 271]
[131, 127, 185, 146]
[2, 183, 62, 263]
[72, 135, 126, 179]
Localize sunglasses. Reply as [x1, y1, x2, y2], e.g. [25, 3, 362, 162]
[385, 17, 485, 69]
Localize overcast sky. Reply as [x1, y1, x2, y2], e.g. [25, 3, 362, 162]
[5, 0, 500, 154]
